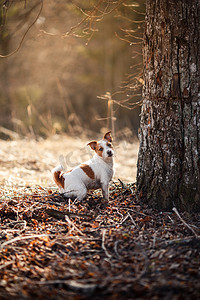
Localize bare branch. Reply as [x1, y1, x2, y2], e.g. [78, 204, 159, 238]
[115, 31, 143, 45]
[63, 0, 125, 43]
[0, 0, 43, 58]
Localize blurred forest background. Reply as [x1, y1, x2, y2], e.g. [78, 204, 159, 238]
[0, 0, 145, 140]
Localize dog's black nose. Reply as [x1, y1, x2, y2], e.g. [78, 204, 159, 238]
[107, 150, 113, 157]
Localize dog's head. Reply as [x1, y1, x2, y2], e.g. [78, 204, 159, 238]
[87, 131, 114, 161]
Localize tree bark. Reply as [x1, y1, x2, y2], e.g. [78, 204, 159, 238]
[137, 0, 200, 212]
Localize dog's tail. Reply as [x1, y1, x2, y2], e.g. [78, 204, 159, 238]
[52, 165, 65, 189]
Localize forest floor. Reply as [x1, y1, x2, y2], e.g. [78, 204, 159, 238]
[0, 136, 200, 300]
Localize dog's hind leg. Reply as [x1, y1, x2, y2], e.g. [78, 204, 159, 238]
[62, 185, 87, 202]
[75, 186, 87, 201]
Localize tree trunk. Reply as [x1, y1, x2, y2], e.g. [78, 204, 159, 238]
[137, 0, 200, 212]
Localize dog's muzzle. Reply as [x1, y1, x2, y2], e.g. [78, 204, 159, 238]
[107, 150, 113, 157]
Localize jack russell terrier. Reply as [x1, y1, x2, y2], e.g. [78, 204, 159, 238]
[52, 131, 114, 201]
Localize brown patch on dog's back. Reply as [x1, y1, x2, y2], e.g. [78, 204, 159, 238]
[54, 171, 65, 189]
[80, 164, 95, 179]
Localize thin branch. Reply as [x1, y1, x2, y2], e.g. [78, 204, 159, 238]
[102, 229, 112, 258]
[39, 29, 61, 37]
[0, 0, 43, 58]
[0, 233, 50, 249]
[115, 31, 143, 45]
[120, 28, 144, 40]
[73, 0, 122, 18]
[64, 0, 125, 40]
[172, 207, 199, 238]
[0, 260, 16, 270]
[127, 8, 145, 16]
[64, 0, 104, 37]
[65, 215, 86, 236]
[45, 208, 90, 220]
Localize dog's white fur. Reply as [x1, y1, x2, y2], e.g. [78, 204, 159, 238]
[52, 131, 114, 201]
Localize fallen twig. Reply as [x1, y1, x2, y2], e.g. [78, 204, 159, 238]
[0, 260, 16, 270]
[101, 229, 112, 258]
[0, 234, 51, 249]
[159, 236, 200, 248]
[172, 207, 199, 238]
[31, 279, 97, 293]
[65, 215, 86, 236]
[45, 208, 91, 220]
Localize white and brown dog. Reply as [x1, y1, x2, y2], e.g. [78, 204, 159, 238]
[52, 131, 114, 201]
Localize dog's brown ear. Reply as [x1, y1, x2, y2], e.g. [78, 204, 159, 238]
[87, 141, 97, 150]
[104, 131, 112, 142]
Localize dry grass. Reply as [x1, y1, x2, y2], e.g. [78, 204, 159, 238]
[0, 135, 139, 188]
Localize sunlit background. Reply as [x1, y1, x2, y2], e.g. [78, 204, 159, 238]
[0, 0, 145, 140]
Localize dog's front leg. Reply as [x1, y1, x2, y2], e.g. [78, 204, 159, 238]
[101, 183, 109, 201]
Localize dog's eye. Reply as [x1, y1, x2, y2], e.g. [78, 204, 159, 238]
[99, 147, 103, 151]
[107, 143, 112, 148]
